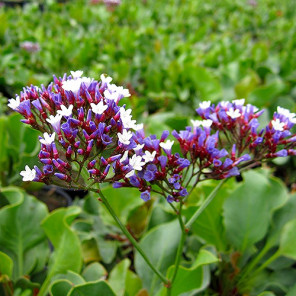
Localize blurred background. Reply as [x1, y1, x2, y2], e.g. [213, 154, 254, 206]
[0, 0, 296, 186]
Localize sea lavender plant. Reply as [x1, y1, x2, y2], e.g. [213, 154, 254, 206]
[8, 72, 296, 295]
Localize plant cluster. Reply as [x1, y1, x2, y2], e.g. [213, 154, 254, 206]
[2, 71, 296, 296]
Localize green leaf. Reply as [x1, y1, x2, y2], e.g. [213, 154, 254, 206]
[134, 219, 181, 294]
[158, 249, 218, 296]
[108, 259, 130, 296]
[223, 170, 288, 252]
[0, 187, 49, 280]
[279, 219, 296, 260]
[50, 280, 73, 296]
[125, 270, 142, 296]
[267, 193, 296, 248]
[82, 262, 107, 282]
[188, 65, 222, 101]
[39, 206, 82, 296]
[67, 281, 116, 296]
[184, 180, 237, 251]
[248, 79, 286, 107]
[0, 251, 13, 278]
[257, 292, 276, 296]
[99, 186, 144, 225]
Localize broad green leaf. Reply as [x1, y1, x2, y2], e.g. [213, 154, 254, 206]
[82, 262, 107, 282]
[189, 65, 222, 101]
[125, 270, 142, 296]
[39, 206, 82, 296]
[135, 219, 181, 294]
[67, 281, 116, 296]
[267, 193, 296, 248]
[0, 187, 49, 280]
[0, 251, 13, 278]
[50, 280, 73, 296]
[99, 187, 144, 225]
[157, 249, 218, 296]
[248, 79, 286, 107]
[184, 179, 237, 251]
[279, 219, 296, 260]
[223, 170, 288, 252]
[287, 283, 296, 296]
[257, 292, 276, 296]
[108, 259, 130, 296]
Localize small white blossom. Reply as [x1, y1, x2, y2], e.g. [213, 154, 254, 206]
[133, 144, 145, 151]
[202, 119, 213, 128]
[118, 129, 133, 145]
[104, 90, 118, 101]
[46, 114, 62, 131]
[57, 104, 73, 117]
[227, 108, 241, 119]
[133, 123, 144, 131]
[20, 165, 36, 181]
[39, 132, 56, 145]
[199, 101, 211, 109]
[232, 99, 245, 106]
[160, 140, 174, 151]
[71, 70, 83, 79]
[271, 118, 285, 131]
[143, 151, 156, 163]
[191, 120, 203, 127]
[62, 77, 92, 94]
[120, 151, 129, 163]
[277, 106, 296, 123]
[125, 170, 135, 178]
[91, 101, 108, 115]
[129, 155, 146, 171]
[220, 101, 230, 108]
[100, 74, 112, 86]
[8, 96, 21, 110]
[243, 104, 259, 114]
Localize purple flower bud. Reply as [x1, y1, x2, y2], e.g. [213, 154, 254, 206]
[275, 149, 288, 157]
[129, 176, 141, 187]
[55, 173, 70, 181]
[113, 182, 124, 188]
[140, 190, 151, 202]
[161, 130, 170, 142]
[166, 195, 174, 203]
[158, 155, 167, 169]
[40, 158, 52, 164]
[179, 188, 188, 197]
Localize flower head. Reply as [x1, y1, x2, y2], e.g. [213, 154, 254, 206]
[20, 165, 36, 181]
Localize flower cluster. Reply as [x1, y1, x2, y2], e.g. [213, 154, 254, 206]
[8, 71, 151, 189]
[9, 73, 296, 203]
[195, 99, 296, 160]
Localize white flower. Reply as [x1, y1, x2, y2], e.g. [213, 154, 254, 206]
[243, 104, 259, 114]
[160, 140, 174, 151]
[232, 99, 245, 106]
[125, 170, 135, 178]
[62, 77, 92, 94]
[57, 104, 73, 117]
[133, 123, 144, 131]
[143, 151, 156, 163]
[271, 118, 285, 131]
[100, 74, 112, 86]
[133, 144, 144, 151]
[220, 101, 230, 108]
[71, 70, 83, 79]
[8, 96, 21, 110]
[120, 151, 129, 163]
[39, 132, 56, 145]
[199, 101, 211, 109]
[46, 114, 62, 132]
[91, 101, 108, 115]
[277, 106, 296, 123]
[104, 90, 118, 101]
[118, 129, 133, 145]
[227, 108, 241, 119]
[191, 120, 203, 127]
[201, 119, 213, 128]
[20, 165, 36, 181]
[129, 154, 146, 171]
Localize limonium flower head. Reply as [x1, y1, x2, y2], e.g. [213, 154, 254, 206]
[10, 71, 296, 203]
[9, 71, 149, 190]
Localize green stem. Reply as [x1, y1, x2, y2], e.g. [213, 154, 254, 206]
[167, 203, 187, 296]
[92, 188, 169, 286]
[237, 242, 272, 286]
[185, 179, 226, 230]
[251, 250, 281, 275]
